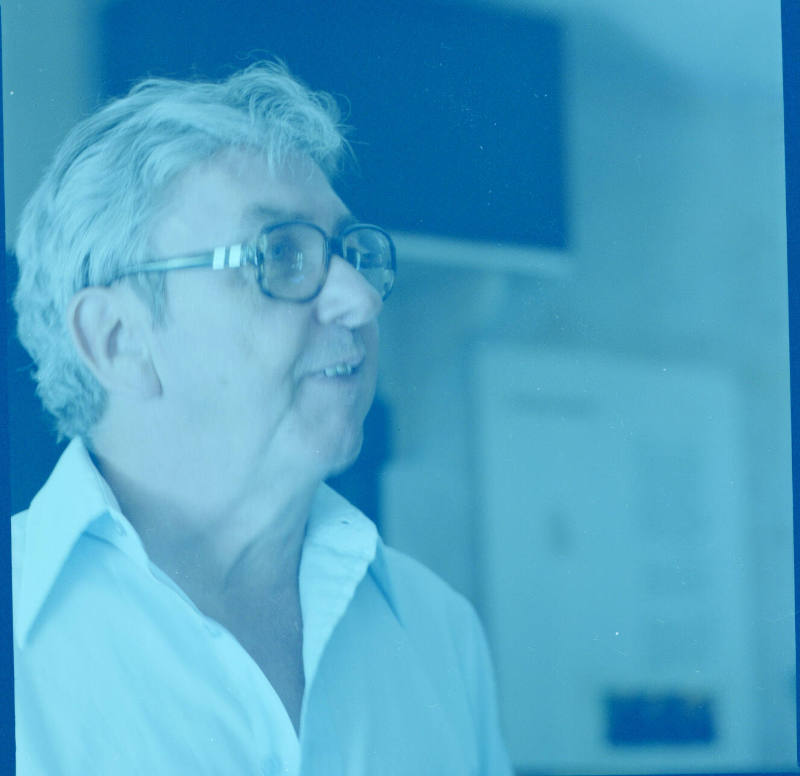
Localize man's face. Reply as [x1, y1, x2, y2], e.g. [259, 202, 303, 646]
[143, 150, 382, 488]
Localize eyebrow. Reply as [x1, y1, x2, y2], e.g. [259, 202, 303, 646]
[241, 205, 360, 236]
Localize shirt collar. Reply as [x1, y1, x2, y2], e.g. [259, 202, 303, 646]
[299, 485, 400, 686]
[15, 439, 401, 649]
[14, 437, 128, 646]
[305, 485, 398, 612]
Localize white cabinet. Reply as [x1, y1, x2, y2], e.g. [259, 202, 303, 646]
[473, 344, 761, 773]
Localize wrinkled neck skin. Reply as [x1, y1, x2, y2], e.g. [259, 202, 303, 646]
[88, 409, 321, 620]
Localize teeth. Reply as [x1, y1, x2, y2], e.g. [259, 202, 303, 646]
[323, 363, 355, 377]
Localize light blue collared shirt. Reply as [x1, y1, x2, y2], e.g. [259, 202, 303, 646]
[12, 439, 512, 775]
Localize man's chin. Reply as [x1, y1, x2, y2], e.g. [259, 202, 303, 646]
[295, 405, 370, 481]
[323, 431, 364, 479]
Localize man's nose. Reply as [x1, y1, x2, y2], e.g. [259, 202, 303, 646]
[314, 255, 383, 327]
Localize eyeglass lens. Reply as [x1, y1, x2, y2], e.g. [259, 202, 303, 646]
[258, 224, 323, 299]
[342, 229, 395, 299]
[256, 223, 395, 301]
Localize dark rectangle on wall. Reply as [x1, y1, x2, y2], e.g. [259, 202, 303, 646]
[605, 692, 716, 746]
[99, 0, 566, 248]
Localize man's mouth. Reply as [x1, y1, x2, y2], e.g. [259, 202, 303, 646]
[306, 341, 367, 380]
[322, 363, 357, 377]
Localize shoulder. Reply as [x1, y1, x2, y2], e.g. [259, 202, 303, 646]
[371, 544, 514, 773]
[11, 511, 29, 605]
[374, 543, 488, 656]
[11, 509, 28, 543]
[378, 545, 471, 609]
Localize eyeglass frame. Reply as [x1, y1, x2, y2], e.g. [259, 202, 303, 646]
[116, 220, 397, 303]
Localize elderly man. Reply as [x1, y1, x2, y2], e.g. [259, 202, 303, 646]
[11, 64, 511, 774]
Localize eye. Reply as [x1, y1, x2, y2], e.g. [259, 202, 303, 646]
[262, 227, 315, 280]
[270, 236, 302, 268]
[256, 223, 326, 298]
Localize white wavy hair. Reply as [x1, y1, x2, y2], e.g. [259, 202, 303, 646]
[14, 61, 348, 441]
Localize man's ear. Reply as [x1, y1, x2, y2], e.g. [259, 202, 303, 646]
[67, 286, 162, 398]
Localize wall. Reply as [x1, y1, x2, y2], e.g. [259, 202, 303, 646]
[2, 0, 107, 248]
[378, 0, 795, 768]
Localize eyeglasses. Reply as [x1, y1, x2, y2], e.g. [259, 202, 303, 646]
[118, 221, 397, 302]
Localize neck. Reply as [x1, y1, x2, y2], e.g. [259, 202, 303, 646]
[89, 430, 318, 611]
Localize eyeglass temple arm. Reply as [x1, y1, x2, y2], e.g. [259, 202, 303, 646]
[119, 243, 254, 276]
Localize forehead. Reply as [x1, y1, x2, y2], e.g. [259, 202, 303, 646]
[149, 149, 349, 258]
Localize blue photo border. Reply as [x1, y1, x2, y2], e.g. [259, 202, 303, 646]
[782, 0, 800, 766]
[0, 1, 797, 774]
[0, 4, 16, 774]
